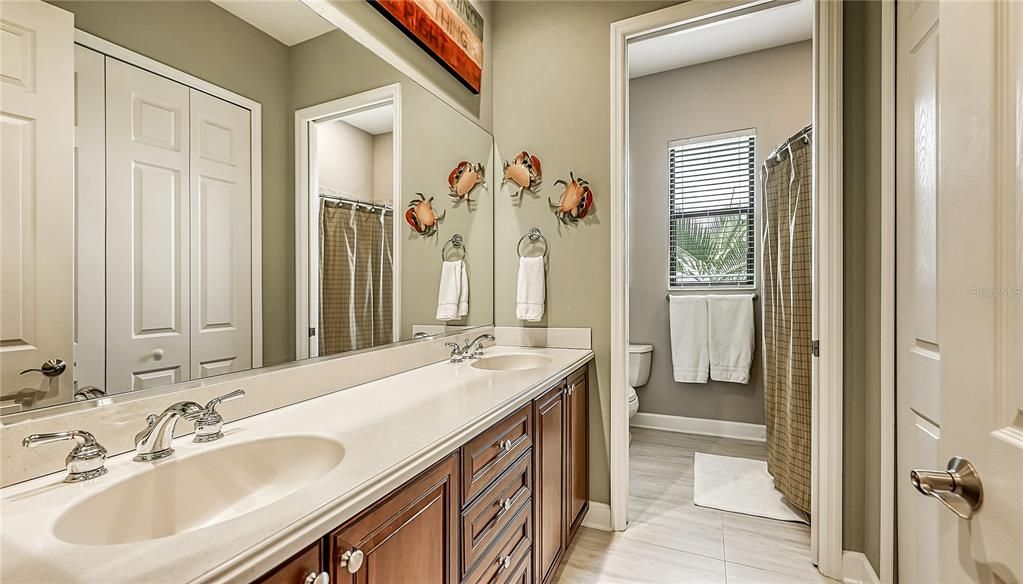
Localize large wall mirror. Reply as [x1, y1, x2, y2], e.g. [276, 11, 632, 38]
[0, 0, 494, 415]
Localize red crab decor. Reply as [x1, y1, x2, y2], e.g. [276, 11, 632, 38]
[502, 150, 542, 196]
[447, 161, 486, 201]
[549, 172, 594, 224]
[405, 193, 446, 237]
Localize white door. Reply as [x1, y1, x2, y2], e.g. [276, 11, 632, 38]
[0, 0, 74, 410]
[105, 58, 191, 392]
[73, 45, 106, 394]
[896, 2, 1023, 583]
[188, 89, 252, 379]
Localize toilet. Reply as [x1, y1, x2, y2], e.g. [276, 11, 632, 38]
[627, 344, 653, 421]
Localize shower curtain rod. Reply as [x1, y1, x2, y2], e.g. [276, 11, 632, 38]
[319, 191, 393, 212]
[666, 292, 757, 300]
[767, 124, 813, 163]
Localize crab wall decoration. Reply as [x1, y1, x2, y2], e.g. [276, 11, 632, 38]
[447, 161, 486, 201]
[549, 172, 594, 224]
[502, 150, 542, 196]
[405, 193, 446, 236]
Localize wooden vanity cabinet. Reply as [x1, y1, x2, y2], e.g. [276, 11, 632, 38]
[328, 454, 460, 584]
[254, 361, 590, 584]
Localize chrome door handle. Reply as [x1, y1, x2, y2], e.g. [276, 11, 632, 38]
[20, 358, 67, 377]
[911, 457, 983, 519]
[304, 572, 329, 584]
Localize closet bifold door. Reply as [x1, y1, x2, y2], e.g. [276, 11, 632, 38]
[187, 90, 252, 380]
[104, 59, 191, 391]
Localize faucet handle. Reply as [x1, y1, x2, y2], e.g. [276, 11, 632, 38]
[445, 342, 464, 363]
[193, 389, 245, 443]
[22, 430, 108, 482]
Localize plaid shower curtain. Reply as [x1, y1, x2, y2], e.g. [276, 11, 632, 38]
[318, 199, 393, 355]
[760, 127, 813, 514]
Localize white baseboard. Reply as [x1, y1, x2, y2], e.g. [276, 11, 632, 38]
[842, 551, 880, 584]
[630, 412, 766, 442]
[580, 501, 611, 531]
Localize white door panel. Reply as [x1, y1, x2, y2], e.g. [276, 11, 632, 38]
[188, 89, 251, 379]
[105, 58, 190, 394]
[897, 1, 1023, 582]
[73, 45, 106, 394]
[0, 0, 74, 410]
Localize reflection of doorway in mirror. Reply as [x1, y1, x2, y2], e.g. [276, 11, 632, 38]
[315, 114, 394, 356]
[73, 36, 262, 398]
[296, 87, 401, 360]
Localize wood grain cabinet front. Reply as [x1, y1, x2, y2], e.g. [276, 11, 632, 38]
[254, 541, 324, 584]
[328, 454, 460, 584]
[565, 366, 589, 540]
[461, 450, 533, 577]
[533, 383, 566, 584]
[461, 403, 533, 505]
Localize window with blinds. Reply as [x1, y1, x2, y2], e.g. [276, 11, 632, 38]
[668, 129, 756, 288]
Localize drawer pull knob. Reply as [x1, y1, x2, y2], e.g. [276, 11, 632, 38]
[499, 439, 514, 452]
[304, 572, 329, 584]
[497, 554, 513, 572]
[497, 496, 514, 514]
[340, 549, 364, 574]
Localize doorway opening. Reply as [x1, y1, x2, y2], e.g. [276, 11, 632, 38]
[600, 1, 844, 581]
[295, 85, 402, 361]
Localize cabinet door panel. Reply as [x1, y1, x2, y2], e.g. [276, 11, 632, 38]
[330, 454, 458, 584]
[534, 384, 565, 584]
[256, 541, 322, 584]
[566, 367, 589, 539]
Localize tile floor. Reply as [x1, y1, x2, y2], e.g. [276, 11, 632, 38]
[553, 428, 835, 583]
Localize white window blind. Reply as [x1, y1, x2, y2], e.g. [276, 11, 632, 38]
[668, 129, 756, 288]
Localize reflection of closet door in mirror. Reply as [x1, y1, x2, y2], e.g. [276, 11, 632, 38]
[0, 0, 74, 410]
[105, 59, 191, 392]
[188, 90, 252, 379]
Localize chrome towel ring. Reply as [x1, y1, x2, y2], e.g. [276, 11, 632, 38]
[517, 227, 548, 258]
[442, 233, 466, 261]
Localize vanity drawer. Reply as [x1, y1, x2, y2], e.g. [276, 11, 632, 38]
[461, 403, 532, 505]
[461, 450, 532, 576]
[462, 499, 532, 584]
[255, 541, 323, 584]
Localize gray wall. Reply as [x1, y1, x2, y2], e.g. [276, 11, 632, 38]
[843, 0, 882, 574]
[492, 0, 678, 506]
[628, 41, 812, 424]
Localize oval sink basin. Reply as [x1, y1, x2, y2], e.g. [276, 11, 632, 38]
[471, 353, 552, 372]
[53, 435, 344, 545]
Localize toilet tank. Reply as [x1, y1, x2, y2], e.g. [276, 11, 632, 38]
[628, 344, 653, 387]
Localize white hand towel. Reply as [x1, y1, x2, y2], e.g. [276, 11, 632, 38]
[458, 261, 469, 317]
[516, 256, 545, 321]
[437, 260, 468, 321]
[669, 295, 709, 383]
[707, 294, 755, 383]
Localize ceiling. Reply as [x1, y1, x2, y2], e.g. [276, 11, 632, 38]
[336, 104, 395, 136]
[210, 0, 335, 46]
[628, 0, 813, 79]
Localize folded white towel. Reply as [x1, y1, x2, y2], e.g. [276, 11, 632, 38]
[669, 295, 709, 383]
[707, 294, 755, 383]
[516, 256, 545, 321]
[437, 260, 469, 321]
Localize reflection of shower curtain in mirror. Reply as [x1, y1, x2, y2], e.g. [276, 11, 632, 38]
[319, 200, 393, 355]
[760, 127, 813, 514]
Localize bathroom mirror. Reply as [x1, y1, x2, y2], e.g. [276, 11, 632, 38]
[0, 0, 494, 415]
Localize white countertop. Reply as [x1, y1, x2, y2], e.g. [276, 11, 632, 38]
[0, 346, 593, 584]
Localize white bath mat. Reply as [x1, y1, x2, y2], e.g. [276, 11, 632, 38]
[693, 452, 808, 523]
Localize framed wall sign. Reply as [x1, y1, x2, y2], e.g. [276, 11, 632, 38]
[370, 0, 484, 94]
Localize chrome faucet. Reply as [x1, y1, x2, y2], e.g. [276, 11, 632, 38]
[445, 341, 467, 363]
[22, 430, 108, 482]
[134, 389, 246, 461]
[463, 334, 496, 359]
[134, 401, 204, 461]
